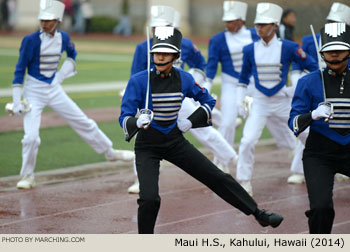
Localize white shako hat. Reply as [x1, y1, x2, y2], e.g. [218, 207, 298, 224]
[150, 26, 182, 54]
[172, 10, 181, 28]
[150, 5, 176, 27]
[326, 2, 350, 25]
[38, 0, 65, 22]
[254, 2, 283, 25]
[320, 22, 350, 52]
[222, 1, 248, 21]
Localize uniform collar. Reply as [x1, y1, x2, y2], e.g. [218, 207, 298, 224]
[155, 67, 174, 79]
[225, 25, 247, 35]
[326, 66, 349, 77]
[40, 29, 59, 38]
[259, 34, 278, 47]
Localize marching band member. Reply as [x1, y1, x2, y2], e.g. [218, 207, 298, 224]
[127, 5, 239, 194]
[289, 2, 350, 183]
[119, 26, 283, 234]
[11, 0, 134, 189]
[289, 23, 350, 233]
[206, 1, 260, 149]
[235, 2, 318, 196]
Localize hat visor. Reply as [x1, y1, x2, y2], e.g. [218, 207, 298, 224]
[150, 20, 172, 27]
[150, 47, 179, 54]
[222, 15, 244, 21]
[254, 17, 278, 25]
[38, 13, 56, 21]
[326, 15, 348, 24]
[320, 43, 350, 52]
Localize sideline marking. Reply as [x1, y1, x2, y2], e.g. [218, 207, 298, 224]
[0, 49, 132, 62]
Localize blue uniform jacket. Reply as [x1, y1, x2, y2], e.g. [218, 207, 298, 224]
[13, 30, 77, 85]
[206, 28, 259, 80]
[119, 68, 216, 136]
[239, 39, 318, 97]
[289, 70, 350, 146]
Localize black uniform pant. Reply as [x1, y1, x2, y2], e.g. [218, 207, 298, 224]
[303, 155, 350, 234]
[135, 127, 258, 234]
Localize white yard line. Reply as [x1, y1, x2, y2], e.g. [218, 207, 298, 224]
[0, 80, 221, 97]
[0, 82, 127, 97]
[0, 49, 132, 62]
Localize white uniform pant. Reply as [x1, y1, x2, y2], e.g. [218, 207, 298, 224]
[236, 95, 296, 181]
[219, 73, 239, 146]
[219, 73, 256, 146]
[20, 79, 112, 176]
[179, 97, 237, 166]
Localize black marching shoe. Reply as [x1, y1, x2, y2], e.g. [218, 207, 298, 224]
[254, 209, 284, 228]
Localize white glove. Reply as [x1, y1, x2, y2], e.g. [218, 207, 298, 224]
[239, 96, 253, 118]
[137, 113, 152, 128]
[177, 119, 192, 133]
[13, 103, 25, 116]
[236, 85, 247, 106]
[311, 104, 332, 120]
[238, 104, 248, 118]
[52, 71, 64, 85]
[236, 85, 248, 117]
[12, 85, 23, 116]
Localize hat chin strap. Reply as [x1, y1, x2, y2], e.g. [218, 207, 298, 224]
[41, 20, 59, 35]
[152, 54, 178, 66]
[153, 59, 174, 66]
[266, 24, 276, 37]
[321, 52, 350, 65]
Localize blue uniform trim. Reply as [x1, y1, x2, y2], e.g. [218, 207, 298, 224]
[201, 104, 212, 123]
[122, 116, 131, 136]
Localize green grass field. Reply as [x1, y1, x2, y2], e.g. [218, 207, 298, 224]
[0, 34, 271, 177]
[0, 50, 133, 86]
